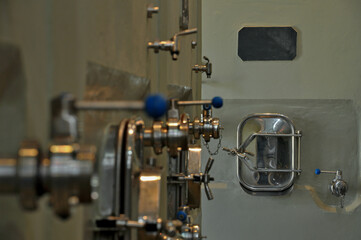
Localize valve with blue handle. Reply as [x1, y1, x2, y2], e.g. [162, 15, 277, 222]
[143, 96, 224, 157]
[181, 96, 223, 143]
[176, 209, 188, 223]
[315, 168, 348, 208]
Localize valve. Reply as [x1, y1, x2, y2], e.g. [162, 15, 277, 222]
[176, 207, 188, 223]
[192, 56, 212, 78]
[143, 97, 223, 156]
[148, 28, 198, 60]
[169, 157, 215, 200]
[176, 210, 188, 222]
[315, 168, 348, 208]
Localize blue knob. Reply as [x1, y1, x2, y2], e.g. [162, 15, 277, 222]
[176, 210, 187, 222]
[315, 169, 321, 175]
[145, 94, 168, 119]
[212, 96, 223, 108]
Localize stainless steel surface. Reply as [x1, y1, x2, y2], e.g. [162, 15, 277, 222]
[114, 119, 128, 217]
[187, 146, 201, 208]
[236, 113, 301, 193]
[124, 118, 144, 224]
[192, 56, 212, 78]
[202, 100, 360, 240]
[95, 118, 145, 239]
[97, 125, 118, 217]
[138, 169, 162, 221]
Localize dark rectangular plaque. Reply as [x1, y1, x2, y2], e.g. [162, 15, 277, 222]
[238, 27, 297, 61]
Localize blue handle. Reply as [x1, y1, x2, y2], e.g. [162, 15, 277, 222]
[145, 94, 168, 119]
[315, 169, 321, 175]
[176, 210, 187, 222]
[212, 96, 223, 108]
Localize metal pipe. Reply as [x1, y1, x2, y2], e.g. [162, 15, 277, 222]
[296, 130, 302, 175]
[0, 158, 17, 193]
[223, 147, 302, 174]
[318, 170, 338, 174]
[254, 168, 302, 173]
[177, 100, 211, 106]
[75, 101, 144, 111]
[116, 220, 145, 228]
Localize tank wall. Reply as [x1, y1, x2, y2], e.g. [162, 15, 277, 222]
[201, 1, 361, 240]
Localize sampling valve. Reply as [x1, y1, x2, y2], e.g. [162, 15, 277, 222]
[315, 168, 348, 208]
[148, 28, 197, 60]
[143, 97, 223, 156]
[192, 56, 212, 78]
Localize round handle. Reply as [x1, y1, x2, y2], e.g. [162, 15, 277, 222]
[315, 168, 321, 175]
[212, 96, 223, 108]
[145, 94, 168, 119]
[176, 210, 187, 222]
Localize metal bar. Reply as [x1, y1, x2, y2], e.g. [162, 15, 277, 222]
[116, 220, 145, 229]
[75, 101, 144, 111]
[254, 168, 302, 173]
[253, 133, 302, 137]
[296, 130, 302, 175]
[177, 100, 211, 106]
[224, 148, 302, 174]
[319, 170, 337, 174]
[238, 132, 302, 152]
[174, 28, 197, 38]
